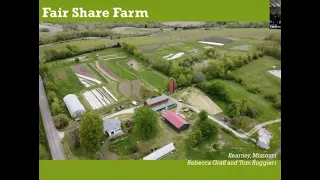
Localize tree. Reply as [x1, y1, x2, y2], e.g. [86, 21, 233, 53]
[192, 71, 206, 83]
[132, 107, 159, 140]
[50, 98, 63, 115]
[189, 128, 203, 147]
[75, 57, 80, 63]
[177, 74, 187, 87]
[47, 90, 57, 103]
[39, 144, 51, 160]
[228, 101, 242, 117]
[186, 74, 193, 85]
[95, 152, 104, 160]
[39, 65, 49, 77]
[53, 114, 70, 130]
[198, 120, 218, 138]
[198, 110, 208, 121]
[203, 60, 225, 79]
[45, 81, 57, 91]
[79, 112, 104, 152]
[69, 128, 80, 149]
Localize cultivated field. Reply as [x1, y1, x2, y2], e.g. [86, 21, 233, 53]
[119, 80, 132, 98]
[110, 27, 161, 35]
[132, 80, 142, 99]
[83, 86, 118, 110]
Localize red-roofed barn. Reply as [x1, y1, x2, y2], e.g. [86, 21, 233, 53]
[162, 111, 190, 132]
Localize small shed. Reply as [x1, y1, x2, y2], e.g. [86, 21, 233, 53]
[103, 118, 124, 138]
[162, 111, 190, 132]
[63, 94, 86, 119]
[143, 142, 175, 160]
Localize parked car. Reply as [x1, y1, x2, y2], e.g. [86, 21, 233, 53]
[120, 105, 124, 109]
[131, 101, 138, 106]
[116, 106, 121, 111]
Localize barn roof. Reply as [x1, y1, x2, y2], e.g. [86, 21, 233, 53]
[63, 94, 86, 117]
[145, 94, 169, 105]
[151, 98, 177, 111]
[143, 142, 175, 160]
[162, 111, 189, 129]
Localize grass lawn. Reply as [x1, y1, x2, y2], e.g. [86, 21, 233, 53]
[232, 56, 281, 96]
[206, 80, 280, 122]
[163, 126, 280, 160]
[109, 138, 137, 155]
[103, 59, 137, 80]
[117, 59, 168, 89]
[49, 66, 84, 98]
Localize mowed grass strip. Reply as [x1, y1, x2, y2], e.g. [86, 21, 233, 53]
[103, 59, 137, 80]
[49, 66, 84, 98]
[232, 56, 281, 95]
[117, 59, 168, 89]
[207, 80, 280, 122]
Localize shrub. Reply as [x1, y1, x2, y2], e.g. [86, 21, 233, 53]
[188, 128, 203, 147]
[75, 57, 80, 63]
[247, 85, 261, 94]
[95, 152, 104, 160]
[264, 94, 278, 103]
[53, 114, 70, 129]
[273, 101, 281, 109]
[130, 145, 138, 153]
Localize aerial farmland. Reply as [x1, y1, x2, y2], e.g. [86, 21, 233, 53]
[39, 22, 281, 160]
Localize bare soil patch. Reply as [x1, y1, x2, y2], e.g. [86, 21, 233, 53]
[119, 80, 132, 98]
[199, 37, 233, 44]
[132, 80, 142, 99]
[127, 60, 141, 71]
[71, 64, 99, 80]
[181, 89, 223, 115]
[95, 61, 123, 82]
[141, 45, 163, 53]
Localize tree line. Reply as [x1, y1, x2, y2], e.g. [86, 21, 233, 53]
[43, 43, 121, 62]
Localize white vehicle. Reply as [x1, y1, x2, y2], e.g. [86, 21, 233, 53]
[131, 101, 138, 106]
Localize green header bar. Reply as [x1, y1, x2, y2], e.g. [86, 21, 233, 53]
[40, 160, 281, 180]
[39, 0, 269, 21]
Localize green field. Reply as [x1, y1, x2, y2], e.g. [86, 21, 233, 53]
[39, 39, 107, 59]
[207, 80, 280, 122]
[110, 27, 161, 35]
[40, 28, 280, 59]
[49, 66, 84, 98]
[101, 56, 168, 89]
[232, 56, 281, 96]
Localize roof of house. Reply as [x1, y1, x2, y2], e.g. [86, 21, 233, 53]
[63, 94, 86, 117]
[162, 112, 189, 129]
[151, 97, 177, 111]
[145, 94, 169, 105]
[270, 0, 281, 7]
[143, 142, 175, 160]
[103, 118, 122, 133]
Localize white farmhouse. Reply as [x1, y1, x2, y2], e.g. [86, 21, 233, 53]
[103, 118, 124, 138]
